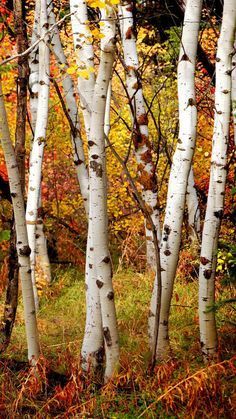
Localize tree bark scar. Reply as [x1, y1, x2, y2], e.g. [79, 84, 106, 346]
[200, 256, 210, 265]
[96, 280, 104, 289]
[90, 160, 103, 177]
[203, 269, 212, 279]
[107, 291, 114, 300]
[102, 256, 110, 264]
[103, 327, 112, 347]
[19, 245, 31, 256]
[180, 53, 190, 61]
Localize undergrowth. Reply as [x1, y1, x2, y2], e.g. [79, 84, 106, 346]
[0, 267, 235, 418]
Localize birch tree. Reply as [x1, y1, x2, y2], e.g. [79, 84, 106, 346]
[119, 0, 161, 270]
[232, 39, 236, 145]
[87, 4, 119, 380]
[26, 0, 50, 309]
[70, 0, 103, 370]
[198, 0, 236, 359]
[149, 0, 202, 359]
[0, 80, 40, 363]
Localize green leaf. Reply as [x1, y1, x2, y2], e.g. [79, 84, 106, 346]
[0, 230, 10, 242]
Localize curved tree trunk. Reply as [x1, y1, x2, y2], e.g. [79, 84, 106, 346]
[0, 0, 29, 352]
[149, 0, 202, 360]
[26, 0, 50, 310]
[86, 6, 119, 381]
[0, 80, 40, 363]
[119, 1, 161, 272]
[199, 0, 236, 359]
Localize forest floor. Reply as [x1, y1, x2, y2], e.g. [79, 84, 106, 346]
[0, 266, 235, 418]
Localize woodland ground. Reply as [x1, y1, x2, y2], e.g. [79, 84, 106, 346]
[0, 265, 235, 418]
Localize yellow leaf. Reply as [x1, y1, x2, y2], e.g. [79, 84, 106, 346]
[66, 66, 77, 75]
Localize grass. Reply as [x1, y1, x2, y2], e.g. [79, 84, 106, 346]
[0, 265, 235, 417]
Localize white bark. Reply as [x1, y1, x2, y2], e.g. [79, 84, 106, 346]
[232, 40, 236, 145]
[199, 0, 236, 358]
[149, 0, 202, 359]
[86, 6, 119, 381]
[70, 0, 95, 137]
[0, 81, 40, 362]
[29, 1, 40, 130]
[48, 3, 89, 212]
[186, 166, 200, 241]
[26, 0, 50, 310]
[119, 1, 161, 271]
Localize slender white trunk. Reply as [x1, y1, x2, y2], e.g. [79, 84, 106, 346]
[87, 6, 119, 381]
[199, 0, 236, 358]
[70, 0, 95, 137]
[26, 0, 50, 310]
[48, 3, 89, 212]
[149, 0, 202, 359]
[232, 39, 236, 145]
[186, 166, 200, 241]
[119, 1, 161, 271]
[0, 81, 40, 362]
[28, 1, 51, 286]
[68, 0, 103, 370]
[29, 1, 40, 130]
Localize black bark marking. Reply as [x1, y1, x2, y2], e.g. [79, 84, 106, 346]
[74, 158, 84, 166]
[90, 161, 103, 178]
[102, 256, 110, 264]
[180, 53, 189, 61]
[164, 224, 171, 235]
[107, 291, 114, 300]
[163, 320, 168, 326]
[91, 155, 99, 160]
[89, 264, 93, 269]
[10, 193, 17, 198]
[214, 210, 223, 219]
[88, 140, 95, 147]
[164, 250, 171, 256]
[200, 257, 210, 265]
[103, 327, 112, 347]
[96, 280, 104, 289]
[19, 245, 31, 256]
[148, 310, 155, 317]
[187, 98, 196, 106]
[204, 269, 212, 279]
[95, 346, 104, 363]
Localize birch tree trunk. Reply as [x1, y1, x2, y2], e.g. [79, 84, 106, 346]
[199, 0, 236, 359]
[85, 6, 119, 381]
[26, 0, 50, 309]
[186, 166, 200, 241]
[70, 0, 95, 137]
[0, 0, 28, 351]
[119, 1, 161, 271]
[28, 0, 51, 286]
[149, 0, 202, 360]
[232, 40, 236, 145]
[69, 0, 104, 372]
[0, 80, 40, 363]
[48, 2, 89, 212]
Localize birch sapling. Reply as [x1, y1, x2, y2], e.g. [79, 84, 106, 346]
[0, 80, 40, 363]
[149, 0, 203, 359]
[199, 0, 236, 359]
[26, 0, 50, 309]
